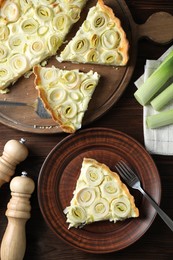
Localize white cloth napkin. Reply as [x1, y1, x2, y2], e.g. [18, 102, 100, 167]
[135, 45, 173, 155]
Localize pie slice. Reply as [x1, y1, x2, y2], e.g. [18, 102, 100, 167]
[58, 0, 129, 66]
[33, 65, 100, 133]
[0, 0, 87, 91]
[64, 158, 139, 229]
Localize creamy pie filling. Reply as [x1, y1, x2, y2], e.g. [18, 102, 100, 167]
[0, 0, 87, 91]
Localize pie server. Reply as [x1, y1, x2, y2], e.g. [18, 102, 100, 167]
[0, 98, 51, 119]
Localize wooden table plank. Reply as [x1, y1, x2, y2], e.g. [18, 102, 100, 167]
[0, 0, 173, 259]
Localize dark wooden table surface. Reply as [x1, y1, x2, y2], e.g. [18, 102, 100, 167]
[0, 1, 173, 259]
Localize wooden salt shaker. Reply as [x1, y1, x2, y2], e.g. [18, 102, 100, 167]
[0, 171, 35, 260]
[0, 138, 28, 187]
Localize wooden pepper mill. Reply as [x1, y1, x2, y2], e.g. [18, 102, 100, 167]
[0, 171, 35, 260]
[0, 138, 29, 187]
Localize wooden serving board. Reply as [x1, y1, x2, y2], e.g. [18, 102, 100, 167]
[0, 0, 173, 134]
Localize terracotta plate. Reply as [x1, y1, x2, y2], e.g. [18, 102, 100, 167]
[38, 128, 161, 253]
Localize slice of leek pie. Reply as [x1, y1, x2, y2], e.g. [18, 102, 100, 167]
[64, 158, 139, 228]
[0, 0, 87, 91]
[33, 65, 100, 133]
[58, 0, 129, 66]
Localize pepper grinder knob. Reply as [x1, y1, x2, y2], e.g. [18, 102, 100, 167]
[0, 138, 29, 187]
[0, 172, 35, 260]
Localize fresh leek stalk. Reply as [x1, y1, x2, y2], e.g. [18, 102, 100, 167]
[134, 50, 173, 106]
[146, 109, 173, 129]
[151, 82, 173, 111]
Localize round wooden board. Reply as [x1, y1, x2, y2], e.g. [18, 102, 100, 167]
[38, 128, 161, 253]
[0, 0, 136, 134]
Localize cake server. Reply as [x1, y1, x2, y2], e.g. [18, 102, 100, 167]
[0, 98, 51, 119]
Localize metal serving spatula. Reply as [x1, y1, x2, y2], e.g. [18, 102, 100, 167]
[0, 98, 51, 119]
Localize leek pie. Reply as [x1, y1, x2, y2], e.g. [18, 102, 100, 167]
[33, 65, 100, 133]
[0, 0, 87, 91]
[64, 158, 139, 228]
[58, 0, 129, 66]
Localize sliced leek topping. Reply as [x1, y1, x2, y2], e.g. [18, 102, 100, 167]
[21, 18, 38, 34]
[90, 34, 100, 48]
[91, 198, 109, 220]
[0, 25, 9, 41]
[70, 91, 82, 102]
[0, 67, 10, 81]
[1, 3, 20, 22]
[0, 45, 8, 61]
[53, 13, 69, 32]
[111, 196, 131, 219]
[36, 6, 53, 21]
[10, 54, 28, 73]
[38, 26, 48, 36]
[101, 51, 116, 64]
[80, 79, 96, 96]
[61, 101, 78, 119]
[9, 35, 25, 50]
[67, 205, 87, 224]
[101, 30, 120, 49]
[60, 71, 80, 89]
[101, 180, 121, 200]
[87, 49, 99, 63]
[48, 35, 62, 54]
[77, 188, 96, 207]
[68, 6, 80, 22]
[41, 68, 58, 83]
[48, 88, 67, 104]
[30, 39, 44, 55]
[85, 165, 103, 186]
[92, 12, 108, 31]
[102, 51, 123, 65]
[72, 37, 89, 54]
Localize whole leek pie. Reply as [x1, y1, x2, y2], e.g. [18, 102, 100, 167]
[0, 0, 87, 91]
[58, 0, 129, 66]
[64, 158, 139, 229]
[33, 65, 100, 133]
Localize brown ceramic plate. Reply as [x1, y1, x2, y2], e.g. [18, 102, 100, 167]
[38, 128, 161, 253]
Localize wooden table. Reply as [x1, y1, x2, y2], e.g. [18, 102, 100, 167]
[0, 1, 173, 259]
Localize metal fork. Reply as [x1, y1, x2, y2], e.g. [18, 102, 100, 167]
[115, 160, 173, 232]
